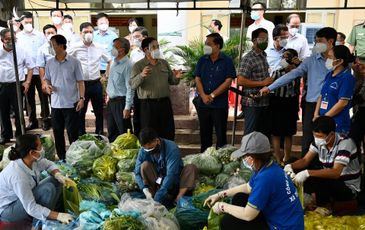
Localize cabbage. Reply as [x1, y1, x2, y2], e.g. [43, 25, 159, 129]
[222, 161, 241, 175]
[183, 153, 222, 175]
[40, 135, 56, 161]
[116, 171, 139, 192]
[78, 134, 107, 150]
[215, 173, 231, 188]
[92, 155, 118, 181]
[112, 130, 139, 150]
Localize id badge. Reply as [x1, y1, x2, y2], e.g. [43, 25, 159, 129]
[156, 177, 162, 185]
[320, 101, 328, 110]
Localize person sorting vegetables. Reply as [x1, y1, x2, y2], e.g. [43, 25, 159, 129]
[284, 116, 360, 210]
[134, 128, 198, 207]
[204, 131, 304, 229]
[0, 134, 74, 227]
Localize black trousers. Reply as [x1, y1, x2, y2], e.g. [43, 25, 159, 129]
[304, 177, 356, 206]
[79, 80, 104, 135]
[51, 107, 79, 160]
[242, 105, 271, 138]
[26, 75, 50, 123]
[132, 91, 141, 138]
[220, 193, 269, 230]
[349, 107, 365, 156]
[196, 106, 228, 153]
[0, 82, 22, 139]
[139, 98, 175, 140]
[301, 101, 316, 156]
[107, 97, 132, 142]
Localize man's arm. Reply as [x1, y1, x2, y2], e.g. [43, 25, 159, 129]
[134, 150, 146, 190]
[237, 75, 273, 88]
[212, 78, 233, 97]
[129, 64, 146, 90]
[308, 163, 345, 179]
[195, 77, 213, 105]
[291, 150, 317, 170]
[324, 99, 349, 117]
[75, 81, 85, 112]
[221, 203, 260, 221]
[23, 68, 33, 94]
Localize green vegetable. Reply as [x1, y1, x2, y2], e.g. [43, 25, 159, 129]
[112, 130, 139, 150]
[199, 176, 215, 186]
[215, 173, 231, 188]
[183, 152, 222, 175]
[103, 216, 144, 230]
[207, 209, 223, 230]
[222, 161, 241, 175]
[78, 178, 120, 205]
[63, 182, 82, 215]
[78, 134, 106, 150]
[115, 171, 138, 192]
[112, 149, 139, 160]
[192, 189, 222, 211]
[117, 157, 137, 172]
[40, 135, 56, 161]
[93, 155, 118, 181]
[193, 183, 215, 196]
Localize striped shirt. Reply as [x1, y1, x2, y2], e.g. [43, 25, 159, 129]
[309, 135, 360, 192]
[271, 68, 300, 98]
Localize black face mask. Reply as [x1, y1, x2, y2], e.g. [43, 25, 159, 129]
[150, 143, 161, 155]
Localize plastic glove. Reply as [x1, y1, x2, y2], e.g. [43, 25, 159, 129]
[143, 188, 153, 199]
[212, 202, 224, 215]
[57, 213, 73, 224]
[54, 172, 76, 187]
[284, 164, 294, 174]
[294, 170, 309, 184]
[203, 193, 221, 208]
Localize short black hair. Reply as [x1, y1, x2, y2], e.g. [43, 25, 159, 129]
[337, 32, 346, 40]
[312, 116, 336, 135]
[273, 24, 288, 39]
[79, 22, 93, 32]
[206, 32, 224, 49]
[43, 24, 57, 34]
[63, 14, 73, 21]
[332, 45, 355, 67]
[315, 27, 337, 47]
[285, 48, 298, 59]
[8, 134, 39, 161]
[50, 34, 67, 50]
[50, 9, 63, 17]
[139, 128, 159, 146]
[128, 18, 138, 25]
[133, 26, 148, 37]
[211, 19, 223, 30]
[0, 28, 10, 39]
[113, 37, 131, 54]
[252, 2, 266, 10]
[141, 37, 156, 51]
[286, 14, 301, 24]
[251, 28, 268, 41]
[22, 11, 33, 19]
[96, 12, 108, 21]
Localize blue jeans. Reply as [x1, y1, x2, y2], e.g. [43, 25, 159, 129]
[0, 177, 62, 226]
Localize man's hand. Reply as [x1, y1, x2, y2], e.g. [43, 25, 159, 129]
[56, 213, 74, 224]
[312, 114, 319, 122]
[100, 75, 108, 83]
[292, 57, 301, 65]
[45, 84, 53, 95]
[41, 81, 48, 93]
[123, 109, 131, 119]
[141, 66, 152, 77]
[75, 99, 84, 112]
[173, 69, 183, 79]
[201, 94, 213, 105]
[143, 188, 153, 199]
[284, 164, 294, 174]
[260, 87, 270, 96]
[294, 170, 310, 185]
[204, 193, 221, 208]
[23, 82, 31, 94]
[262, 77, 274, 86]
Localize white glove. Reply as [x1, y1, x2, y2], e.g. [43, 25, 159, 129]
[294, 170, 310, 185]
[57, 213, 74, 224]
[284, 164, 294, 174]
[54, 172, 75, 187]
[212, 202, 224, 215]
[143, 188, 153, 199]
[203, 193, 221, 208]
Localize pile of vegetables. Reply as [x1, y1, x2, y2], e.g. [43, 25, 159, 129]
[92, 155, 118, 181]
[104, 216, 144, 230]
[78, 178, 120, 206]
[40, 135, 56, 161]
[304, 211, 365, 229]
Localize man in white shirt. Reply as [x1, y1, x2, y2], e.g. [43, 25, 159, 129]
[18, 12, 48, 131]
[58, 15, 80, 49]
[246, 2, 275, 48]
[69, 22, 112, 135]
[286, 14, 310, 60]
[50, 9, 63, 32]
[0, 29, 34, 145]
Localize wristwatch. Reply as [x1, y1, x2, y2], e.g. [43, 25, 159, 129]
[210, 93, 215, 99]
[80, 96, 85, 100]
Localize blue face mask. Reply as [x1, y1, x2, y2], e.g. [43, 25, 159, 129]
[242, 159, 255, 171]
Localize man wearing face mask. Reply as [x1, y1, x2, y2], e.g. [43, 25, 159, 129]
[69, 22, 112, 136]
[134, 128, 198, 207]
[18, 12, 48, 131]
[246, 2, 275, 49]
[238, 28, 273, 138]
[50, 9, 63, 31]
[93, 12, 117, 75]
[106, 38, 134, 142]
[266, 24, 289, 71]
[261, 27, 337, 156]
[194, 33, 236, 152]
[130, 37, 182, 140]
[58, 15, 80, 49]
[35, 24, 58, 131]
[0, 29, 34, 145]
[284, 116, 360, 209]
[285, 14, 310, 60]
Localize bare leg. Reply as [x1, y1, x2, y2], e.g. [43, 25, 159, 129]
[175, 188, 189, 203]
[272, 135, 283, 164]
[284, 136, 293, 162]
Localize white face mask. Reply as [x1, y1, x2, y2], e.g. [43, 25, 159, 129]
[98, 23, 109, 32]
[112, 47, 119, 57]
[312, 42, 327, 54]
[279, 38, 288, 48]
[24, 23, 33, 33]
[314, 137, 327, 147]
[280, 59, 289, 68]
[52, 17, 62, 25]
[250, 11, 260, 21]
[325, 58, 334, 70]
[62, 23, 73, 31]
[335, 41, 341, 46]
[129, 26, 137, 33]
[83, 33, 93, 43]
[203, 45, 213, 55]
[46, 34, 55, 42]
[12, 25, 19, 32]
[151, 49, 163, 59]
[242, 158, 255, 171]
[32, 148, 45, 162]
[133, 39, 142, 48]
[289, 27, 299, 36]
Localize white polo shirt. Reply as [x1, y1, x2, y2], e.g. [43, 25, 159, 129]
[246, 18, 275, 48]
[286, 33, 311, 60]
[68, 41, 111, 81]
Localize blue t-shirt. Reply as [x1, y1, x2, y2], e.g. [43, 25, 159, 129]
[320, 69, 355, 133]
[194, 52, 236, 108]
[248, 162, 304, 230]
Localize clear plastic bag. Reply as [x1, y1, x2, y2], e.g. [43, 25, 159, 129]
[42, 218, 79, 230]
[0, 145, 14, 171]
